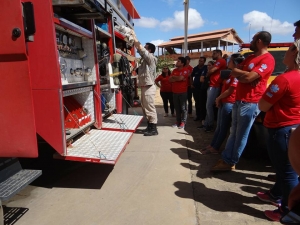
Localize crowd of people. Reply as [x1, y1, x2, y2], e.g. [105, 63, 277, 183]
[131, 20, 300, 222]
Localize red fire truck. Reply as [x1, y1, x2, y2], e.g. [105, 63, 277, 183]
[0, 0, 142, 220]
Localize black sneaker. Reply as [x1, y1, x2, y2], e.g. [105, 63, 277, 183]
[193, 117, 201, 121]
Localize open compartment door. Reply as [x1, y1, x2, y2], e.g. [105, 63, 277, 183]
[54, 130, 133, 164]
[0, 1, 38, 157]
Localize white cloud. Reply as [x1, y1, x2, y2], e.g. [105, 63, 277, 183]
[208, 21, 218, 26]
[161, 0, 177, 5]
[150, 39, 165, 46]
[150, 39, 166, 55]
[160, 8, 204, 31]
[134, 8, 204, 32]
[243, 11, 294, 35]
[134, 16, 160, 28]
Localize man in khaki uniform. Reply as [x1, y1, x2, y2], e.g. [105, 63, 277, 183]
[132, 31, 158, 136]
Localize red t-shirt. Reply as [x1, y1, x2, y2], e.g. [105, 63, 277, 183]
[155, 74, 172, 92]
[221, 76, 238, 103]
[185, 65, 193, 86]
[170, 68, 189, 93]
[209, 58, 227, 87]
[262, 71, 300, 128]
[235, 52, 275, 102]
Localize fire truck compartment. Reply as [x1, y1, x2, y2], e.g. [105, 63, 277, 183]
[102, 114, 143, 132]
[55, 129, 133, 164]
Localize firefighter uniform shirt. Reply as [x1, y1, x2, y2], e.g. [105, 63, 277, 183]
[170, 68, 189, 93]
[235, 52, 275, 103]
[262, 70, 300, 128]
[137, 48, 157, 86]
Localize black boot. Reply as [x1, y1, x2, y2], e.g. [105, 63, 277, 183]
[144, 123, 158, 136]
[142, 121, 150, 133]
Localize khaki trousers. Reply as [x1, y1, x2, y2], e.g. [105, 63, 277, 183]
[140, 85, 157, 124]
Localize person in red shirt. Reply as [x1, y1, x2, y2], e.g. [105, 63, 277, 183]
[155, 66, 175, 117]
[200, 73, 238, 154]
[211, 31, 275, 172]
[169, 57, 189, 129]
[257, 39, 300, 222]
[204, 49, 227, 132]
[185, 56, 194, 118]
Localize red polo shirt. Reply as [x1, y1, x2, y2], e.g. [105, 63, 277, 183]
[209, 58, 227, 88]
[170, 68, 189, 93]
[262, 70, 300, 128]
[221, 76, 238, 103]
[185, 65, 193, 86]
[155, 74, 172, 92]
[235, 52, 275, 102]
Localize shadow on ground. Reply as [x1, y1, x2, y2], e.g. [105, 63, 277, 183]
[20, 143, 113, 189]
[174, 181, 268, 220]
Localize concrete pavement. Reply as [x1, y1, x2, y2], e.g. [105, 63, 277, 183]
[3, 106, 277, 225]
[3, 107, 196, 225]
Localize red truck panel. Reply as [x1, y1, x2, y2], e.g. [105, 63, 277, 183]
[0, 0, 38, 157]
[26, 0, 62, 90]
[32, 90, 65, 155]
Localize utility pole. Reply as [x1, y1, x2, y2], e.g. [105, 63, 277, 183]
[183, 0, 189, 57]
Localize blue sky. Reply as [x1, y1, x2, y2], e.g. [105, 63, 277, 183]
[132, 0, 299, 54]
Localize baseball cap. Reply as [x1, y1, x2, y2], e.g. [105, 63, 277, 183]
[185, 56, 191, 61]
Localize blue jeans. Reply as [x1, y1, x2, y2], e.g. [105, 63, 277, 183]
[267, 125, 299, 211]
[204, 87, 220, 127]
[210, 103, 233, 150]
[222, 101, 260, 165]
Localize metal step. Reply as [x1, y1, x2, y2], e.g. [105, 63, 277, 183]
[57, 129, 133, 164]
[0, 169, 42, 201]
[102, 114, 143, 132]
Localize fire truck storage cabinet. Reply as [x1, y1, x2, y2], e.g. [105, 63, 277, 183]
[0, 1, 142, 222]
[28, 0, 142, 164]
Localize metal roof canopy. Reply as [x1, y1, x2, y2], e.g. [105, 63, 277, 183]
[158, 28, 244, 54]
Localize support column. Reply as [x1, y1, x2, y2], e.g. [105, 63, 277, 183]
[218, 39, 220, 49]
[201, 41, 203, 56]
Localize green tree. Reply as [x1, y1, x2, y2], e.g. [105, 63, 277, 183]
[156, 56, 174, 72]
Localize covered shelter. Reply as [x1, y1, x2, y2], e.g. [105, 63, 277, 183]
[157, 28, 244, 63]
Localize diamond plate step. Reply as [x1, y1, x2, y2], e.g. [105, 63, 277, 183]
[0, 170, 42, 201]
[102, 114, 143, 132]
[59, 129, 133, 164]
